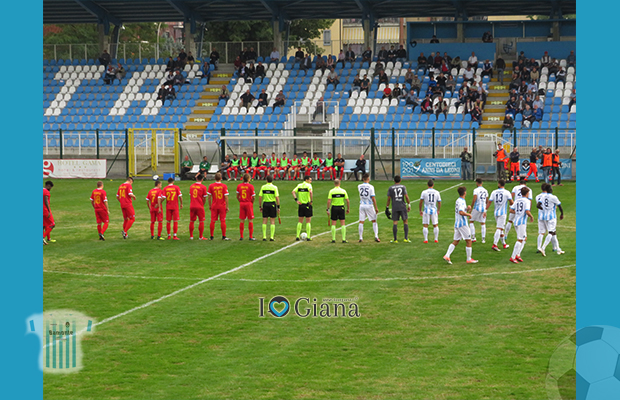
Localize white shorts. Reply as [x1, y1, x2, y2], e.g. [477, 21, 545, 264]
[495, 214, 507, 229]
[508, 213, 515, 223]
[422, 212, 438, 225]
[453, 226, 471, 241]
[470, 209, 486, 223]
[515, 224, 527, 240]
[538, 219, 557, 234]
[359, 206, 377, 222]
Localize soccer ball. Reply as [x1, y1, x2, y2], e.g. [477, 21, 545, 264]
[152, 175, 160, 181]
[300, 232, 308, 241]
[546, 325, 620, 400]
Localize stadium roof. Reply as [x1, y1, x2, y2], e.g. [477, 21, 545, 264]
[43, 0, 576, 25]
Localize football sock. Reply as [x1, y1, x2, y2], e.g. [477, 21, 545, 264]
[423, 227, 429, 241]
[122, 220, 127, 232]
[297, 223, 302, 237]
[551, 235, 561, 251]
[331, 225, 336, 241]
[150, 222, 155, 236]
[157, 222, 163, 237]
[393, 225, 398, 240]
[434, 226, 439, 241]
[481, 225, 486, 240]
[445, 243, 456, 257]
[501, 233, 506, 244]
[102, 222, 108, 235]
[240, 222, 245, 238]
[505, 222, 512, 237]
[469, 223, 476, 238]
[542, 234, 553, 251]
[403, 223, 409, 240]
[494, 230, 501, 245]
[199, 221, 204, 238]
[341, 226, 347, 241]
[537, 234, 544, 249]
[221, 221, 227, 237]
[466, 246, 472, 261]
[210, 220, 216, 237]
[511, 242, 521, 259]
[248, 222, 254, 237]
[173, 222, 178, 235]
[126, 218, 135, 232]
[97, 224, 101, 235]
[306, 223, 311, 237]
[372, 222, 378, 238]
[270, 224, 275, 239]
[189, 221, 194, 237]
[167, 222, 171, 235]
[358, 223, 364, 239]
[262, 224, 267, 239]
[518, 240, 525, 256]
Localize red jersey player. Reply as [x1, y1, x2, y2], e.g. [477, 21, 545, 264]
[207, 172, 230, 240]
[189, 174, 208, 240]
[236, 173, 256, 240]
[90, 181, 110, 241]
[146, 180, 165, 240]
[117, 177, 136, 239]
[163, 177, 183, 240]
[43, 181, 55, 245]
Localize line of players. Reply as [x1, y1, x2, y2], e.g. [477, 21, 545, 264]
[219, 151, 348, 181]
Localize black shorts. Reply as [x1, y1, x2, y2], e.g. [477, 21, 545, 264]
[262, 202, 277, 218]
[392, 209, 408, 221]
[298, 203, 313, 218]
[330, 206, 346, 221]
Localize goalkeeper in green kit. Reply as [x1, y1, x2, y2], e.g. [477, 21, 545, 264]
[327, 179, 350, 243]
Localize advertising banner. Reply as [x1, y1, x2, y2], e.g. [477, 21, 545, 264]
[401, 158, 462, 179]
[43, 159, 107, 179]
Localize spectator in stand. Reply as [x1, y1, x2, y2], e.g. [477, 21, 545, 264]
[312, 97, 324, 121]
[362, 47, 372, 64]
[351, 74, 362, 93]
[468, 52, 478, 68]
[433, 52, 443, 69]
[157, 85, 167, 104]
[442, 51, 451, 65]
[327, 67, 340, 87]
[316, 56, 327, 73]
[210, 48, 220, 70]
[378, 70, 388, 85]
[165, 56, 175, 72]
[247, 62, 256, 81]
[410, 73, 421, 92]
[427, 52, 435, 71]
[541, 51, 551, 67]
[518, 80, 528, 96]
[218, 85, 229, 101]
[178, 49, 188, 69]
[509, 72, 520, 91]
[301, 54, 312, 71]
[556, 67, 566, 83]
[505, 96, 517, 116]
[417, 52, 428, 73]
[98, 49, 111, 68]
[387, 45, 397, 63]
[421, 95, 433, 114]
[430, 35, 439, 43]
[521, 65, 531, 83]
[295, 47, 305, 63]
[530, 66, 540, 83]
[516, 95, 527, 114]
[382, 86, 392, 100]
[240, 89, 255, 108]
[200, 61, 211, 83]
[455, 88, 467, 109]
[115, 63, 126, 81]
[273, 90, 285, 109]
[445, 74, 456, 93]
[568, 89, 576, 109]
[502, 114, 514, 131]
[103, 64, 117, 85]
[430, 84, 443, 101]
[435, 95, 448, 117]
[239, 47, 248, 62]
[237, 62, 248, 79]
[548, 58, 559, 75]
[337, 50, 345, 67]
[405, 90, 418, 107]
[532, 95, 543, 109]
[392, 84, 402, 99]
[270, 47, 280, 63]
[373, 61, 384, 77]
[257, 89, 269, 107]
[522, 104, 534, 127]
[470, 104, 482, 124]
[527, 80, 538, 95]
[567, 50, 576, 68]
[345, 46, 356, 62]
[527, 58, 539, 69]
[533, 104, 543, 122]
[172, 70, 185, 87]
[447, 56, 459, 71]
[377, 46, 388, 62]
[481, 59, 493, 78]
[436, 72, 447, 93]
[187, 52, 195, 66]
[361, 74, 370, 93]
[326, 54, 335, 69]
[165, 85, 176, 101]
[255, 62, 266, 79]
[477, 81, 488, 107]
[463, 66, 475, 84]
[395, 45, 407, 62]
[233, 56, 242, 74]
[482, 31, 493, 43]
[405, 68, 414, 84]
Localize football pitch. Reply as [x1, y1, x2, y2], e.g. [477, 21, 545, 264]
[43, 178, 575, 399]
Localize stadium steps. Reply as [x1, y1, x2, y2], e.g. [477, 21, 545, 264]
[478, 63, 513, 130]
[184, 64, 235, 131]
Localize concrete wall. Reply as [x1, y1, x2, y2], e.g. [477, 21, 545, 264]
[407, 42, 496, 62]
[516, 41, 575, 60]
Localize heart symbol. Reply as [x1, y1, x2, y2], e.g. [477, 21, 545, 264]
[269, 301, 289, 317]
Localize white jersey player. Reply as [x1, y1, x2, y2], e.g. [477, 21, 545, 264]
[443, 186, 478, 265]
[535, 183, 565, 256]
[509, 186, 534, 263]
[469, 178, 489, 243]
[504, 180, 532, 239]
[419, 179, 442, 243]
[486, 179, 514, 251]
[357, 173, 380, 242]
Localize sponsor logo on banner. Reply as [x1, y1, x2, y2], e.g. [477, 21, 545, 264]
[43, 159, 107, 179]
[519, 159, 573, 179]
[401, 158, 462, 178]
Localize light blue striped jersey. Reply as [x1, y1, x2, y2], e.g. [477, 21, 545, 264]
[489, 188, 512, 217]
[535, 193, 561, 221]
[454, 197, 468, 228]
[472, 186, 489, 212]
[511, 198, 531, 226]
[357, 182, 376, 207]
[512, 184, 532, 201]
[420, 188, 441, 214]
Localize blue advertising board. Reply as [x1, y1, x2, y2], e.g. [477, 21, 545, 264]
[401, 158, 462, 179]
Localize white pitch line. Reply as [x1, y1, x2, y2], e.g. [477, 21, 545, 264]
[43, 270, 201, 281]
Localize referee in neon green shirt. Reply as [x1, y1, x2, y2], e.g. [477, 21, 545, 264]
[258, 175, 280, 241]
[327, 179, 350, 243]
[292, 175, 313, 241]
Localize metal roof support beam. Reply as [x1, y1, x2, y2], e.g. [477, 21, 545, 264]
[355, 0, 376, 54]
[74, 0, 122, 35]
[166, 0, 203, 34]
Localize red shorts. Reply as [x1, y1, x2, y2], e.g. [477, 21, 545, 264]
[211, 206, 227, 221]
[150, 209, 163, 223]
[511, 163, 520, 173]
[95, 209, 109, 224]
[239, 203, 254, 220]
[166, 208, 180, 221]
[190, 207, 206, 222]
[529, 163, 538, 174]
[43, 213, 55, 228]
[121, 206, 135, 220]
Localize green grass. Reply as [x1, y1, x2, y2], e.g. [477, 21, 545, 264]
[43, 178, 575, 399]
